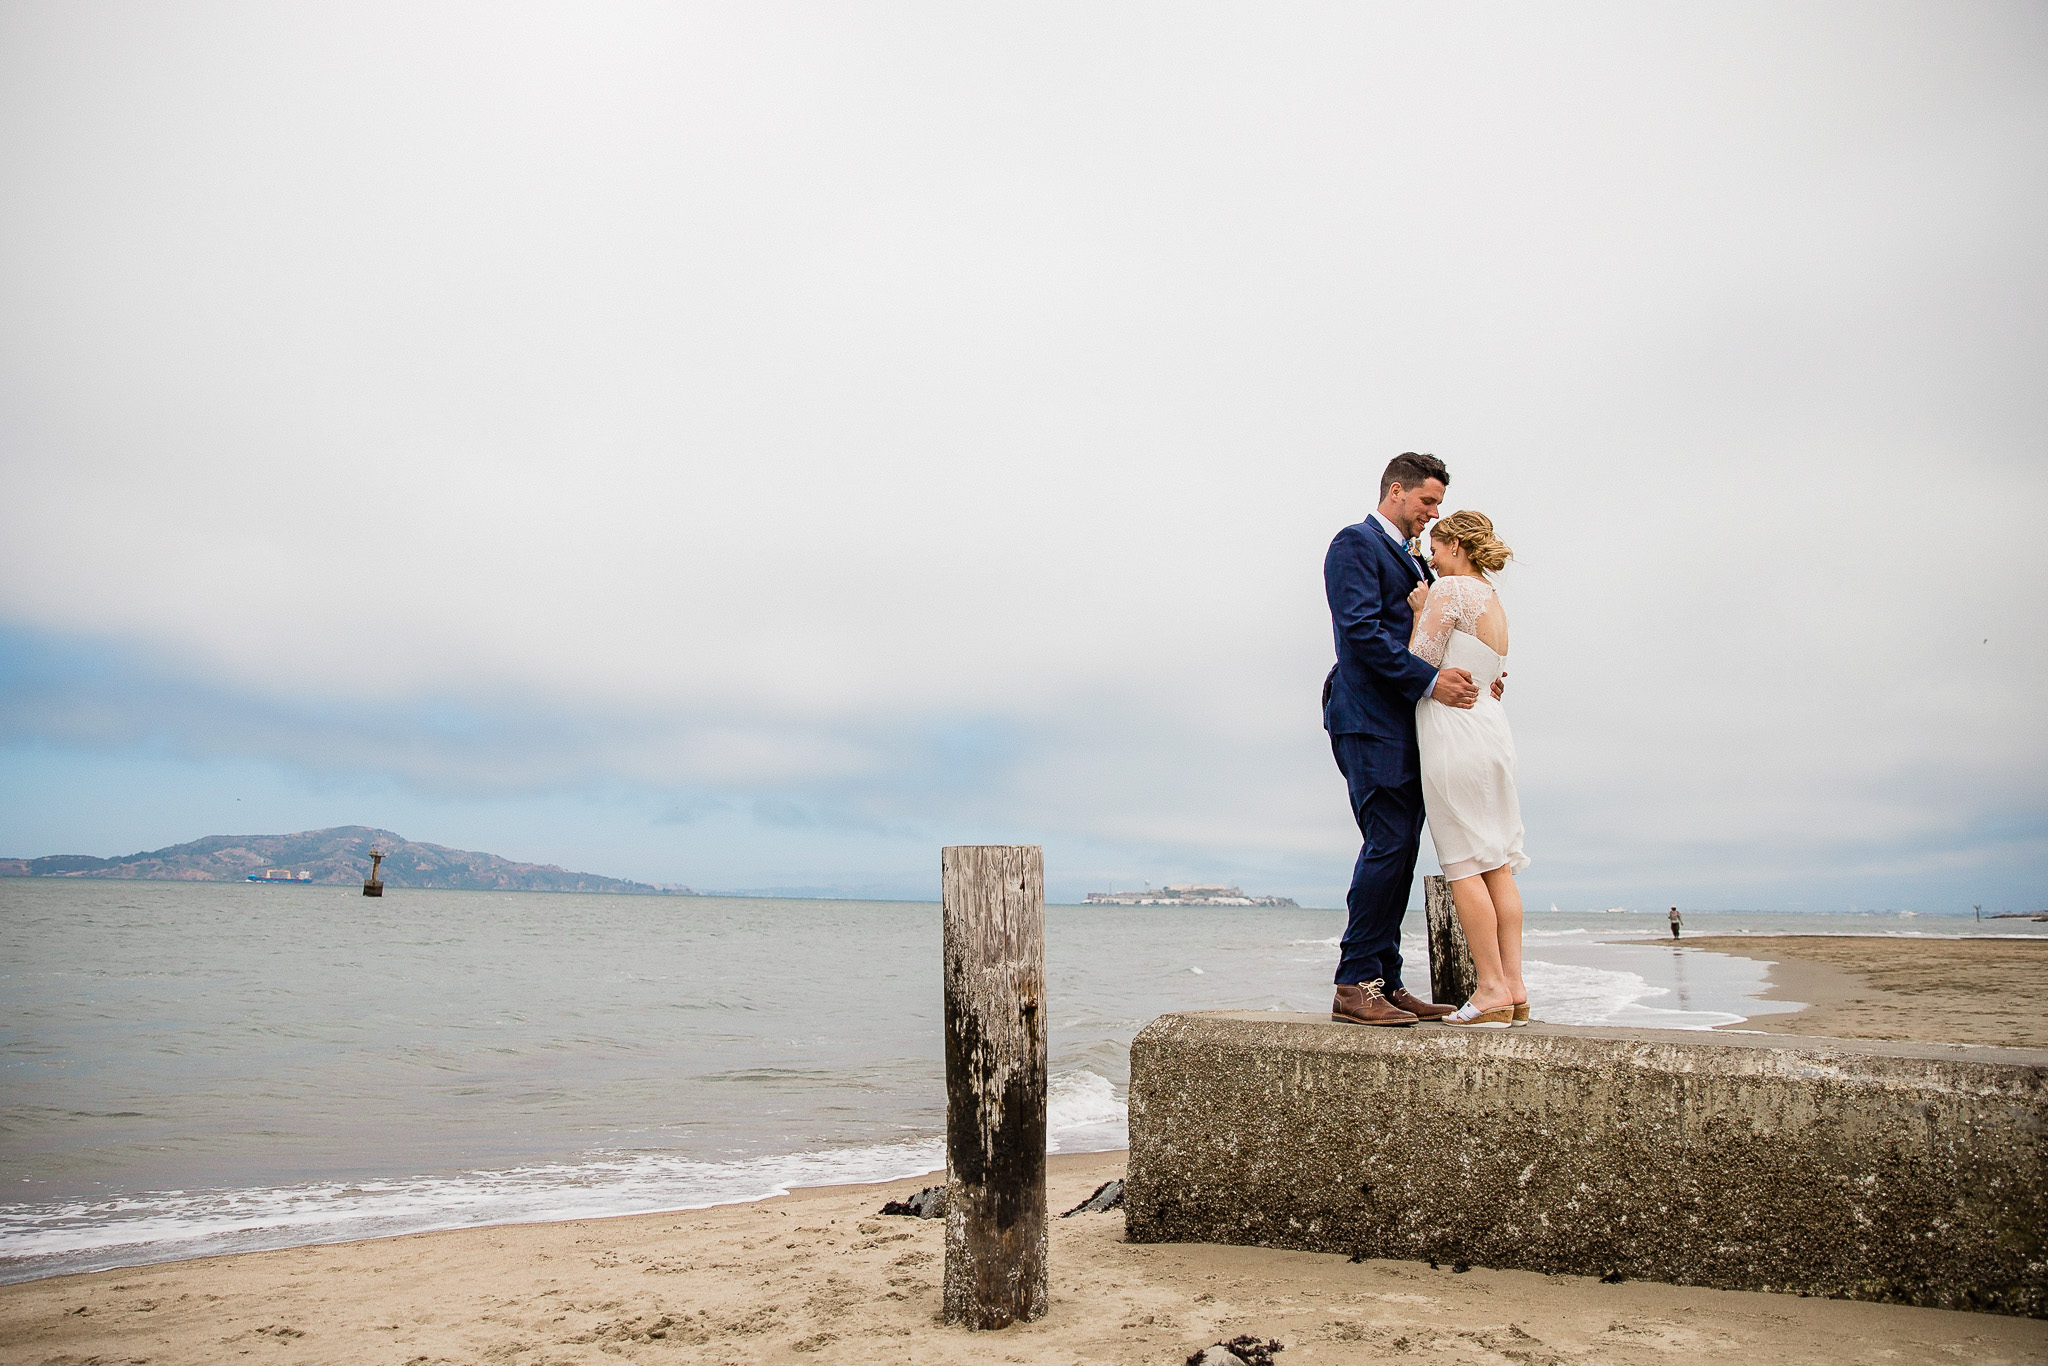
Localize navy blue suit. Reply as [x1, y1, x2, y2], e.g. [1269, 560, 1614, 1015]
[1322, 519, 1438, 990]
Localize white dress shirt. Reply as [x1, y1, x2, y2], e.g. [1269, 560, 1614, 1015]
[1368, 511, 1439, 698]
[1369, 510, 1421, 563]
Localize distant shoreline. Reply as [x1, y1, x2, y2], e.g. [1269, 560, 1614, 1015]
[1686, 934, 2048, 1049]
[3, 878, 2037, 918]
[0, 870, 702, 896]
[0, 825, 694, 896]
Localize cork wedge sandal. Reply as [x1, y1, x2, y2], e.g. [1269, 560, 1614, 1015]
[1441, 1001, 1514, 1028]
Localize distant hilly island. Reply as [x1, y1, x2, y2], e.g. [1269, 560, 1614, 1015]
[0, 826, 696, 895]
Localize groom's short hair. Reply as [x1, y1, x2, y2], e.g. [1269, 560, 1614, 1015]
[1380, 451, 1449, 499]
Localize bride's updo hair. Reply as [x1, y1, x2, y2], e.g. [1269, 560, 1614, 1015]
[1431, 510, 1513, 574]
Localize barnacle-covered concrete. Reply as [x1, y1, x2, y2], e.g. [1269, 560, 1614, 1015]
[1126, 1012, 2048, 1317]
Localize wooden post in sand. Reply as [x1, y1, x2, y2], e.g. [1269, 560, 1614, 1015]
[1424, 874, 1475, 1006]
[940, 845, 1048, 1329]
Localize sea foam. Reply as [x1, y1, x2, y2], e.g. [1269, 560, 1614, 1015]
[1, 1065, 1132, 1286]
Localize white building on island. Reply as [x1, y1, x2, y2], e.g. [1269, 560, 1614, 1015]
[1083, 883, 1298, 908]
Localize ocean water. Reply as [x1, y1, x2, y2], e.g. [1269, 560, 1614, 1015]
[2, 880, 2038, 1284]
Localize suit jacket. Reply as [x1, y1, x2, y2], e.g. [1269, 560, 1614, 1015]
[1322, 518, 1440, 785]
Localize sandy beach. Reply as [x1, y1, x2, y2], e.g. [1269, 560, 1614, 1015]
[7, 935, 2047, 1364]
[6, 1151, 2046, 1366]
[1687, 934, 2048, 1048]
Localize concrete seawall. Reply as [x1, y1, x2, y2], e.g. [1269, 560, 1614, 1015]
[1126, 1012, 2048, 1317]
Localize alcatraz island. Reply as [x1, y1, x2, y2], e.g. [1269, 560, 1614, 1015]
[1083, 882, 1298, 907]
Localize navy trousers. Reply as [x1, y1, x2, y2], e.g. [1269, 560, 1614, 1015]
[1330, 733, 1427, 990]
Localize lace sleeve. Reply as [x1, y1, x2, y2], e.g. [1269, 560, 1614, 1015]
[1408, 578, 1488, 667]
[1409, 581, 1456, 667]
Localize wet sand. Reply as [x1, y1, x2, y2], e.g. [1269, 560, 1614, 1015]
[1685, 934, 2048, 1048]
[5, 1152, 2045, 1365]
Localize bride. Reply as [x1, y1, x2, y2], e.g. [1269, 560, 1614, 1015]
[1406, 510, 1529, 1028]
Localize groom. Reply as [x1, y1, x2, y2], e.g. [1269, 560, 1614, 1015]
[1321, 452, 1482, 1026]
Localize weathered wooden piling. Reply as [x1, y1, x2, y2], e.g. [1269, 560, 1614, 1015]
[1423, 874, 1473, 1006]
[940, 845, 1048, 1329]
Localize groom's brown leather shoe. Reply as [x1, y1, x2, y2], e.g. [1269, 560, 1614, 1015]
[1332, 980, 1417, 1027]
[1388, 987, 1456, 1021]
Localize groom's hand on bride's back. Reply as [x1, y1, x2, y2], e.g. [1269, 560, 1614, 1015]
[1492, 672, 1506, 701]
[1433, 668, 1480, 708]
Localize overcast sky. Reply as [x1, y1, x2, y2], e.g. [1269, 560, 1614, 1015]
[2, 2, 2043, 909]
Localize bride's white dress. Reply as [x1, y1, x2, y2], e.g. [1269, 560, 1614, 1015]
[1412, 576, 1529, 882]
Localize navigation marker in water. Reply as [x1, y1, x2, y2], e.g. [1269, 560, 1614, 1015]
[363, 847, 385, 898]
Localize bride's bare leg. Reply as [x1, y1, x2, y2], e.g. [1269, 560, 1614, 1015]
[1480, 865, 1525, 1004]
[1448, 873, 1513, 1009]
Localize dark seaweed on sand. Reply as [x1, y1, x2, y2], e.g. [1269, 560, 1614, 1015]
[1187, 1335, 1284, 1366]
[1060, 1179, 1125, 1217]
[877, 1185, 946, 1218]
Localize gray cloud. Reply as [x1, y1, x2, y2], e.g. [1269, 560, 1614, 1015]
[2, 3, 2043, 908]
